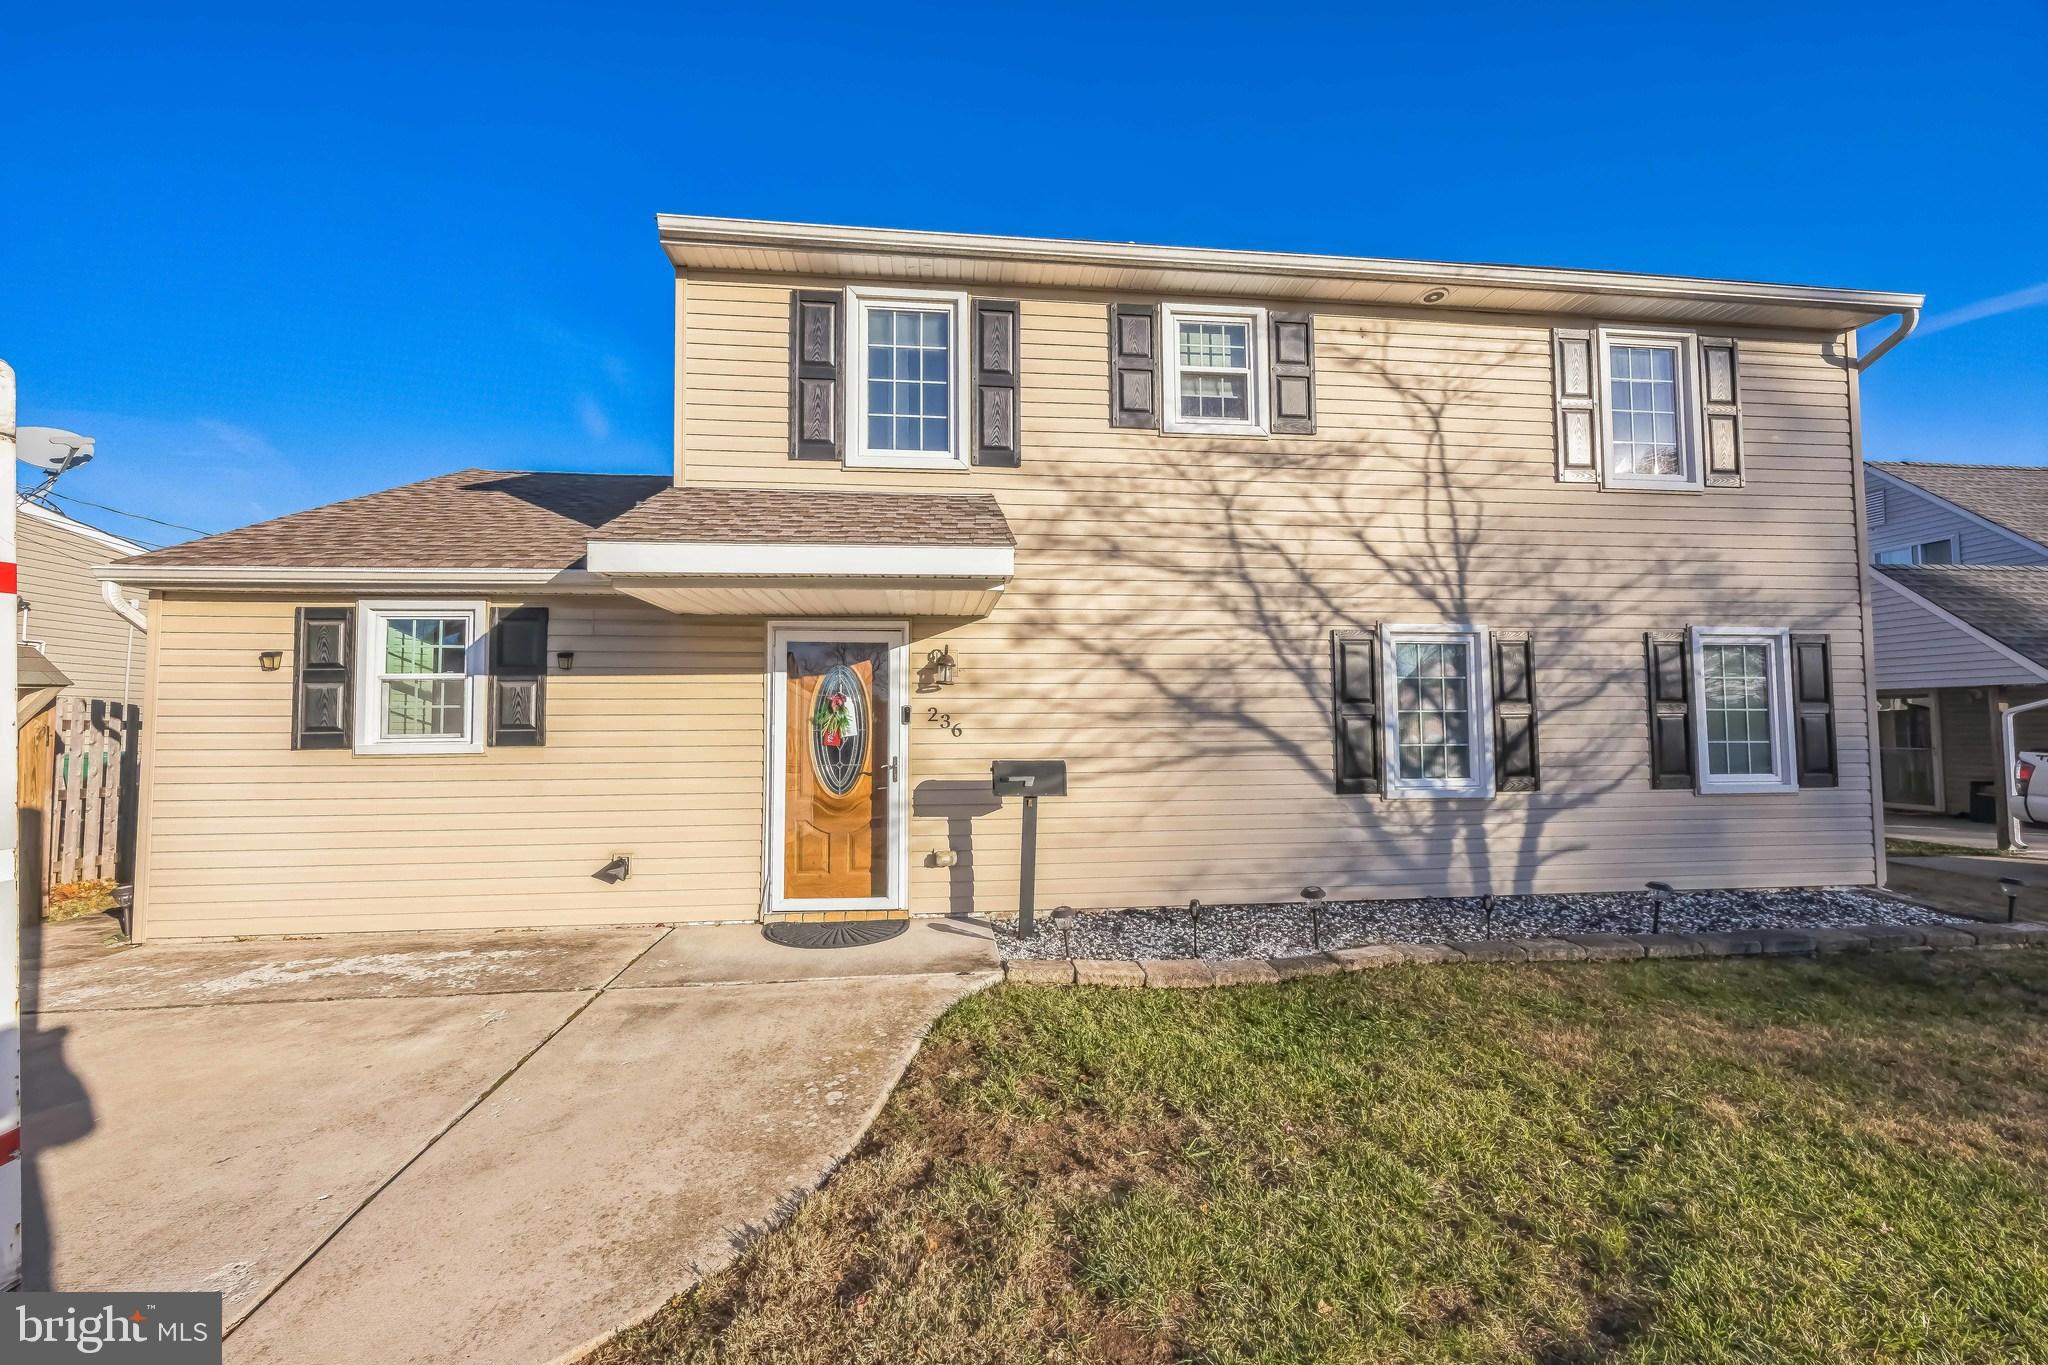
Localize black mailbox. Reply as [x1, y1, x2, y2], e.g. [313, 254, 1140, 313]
[991, 759, 1067, 799]
[991, 760, 1068, 937]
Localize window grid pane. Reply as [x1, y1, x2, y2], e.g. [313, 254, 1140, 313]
[865, 307, 949, 453]
[1703, 643, 1774, 777]
[1395, 639, 1473, 782]
[1176, 319, 1252, 421]
[379, 615, 468, 741]
[1609, 344, 1682, 478]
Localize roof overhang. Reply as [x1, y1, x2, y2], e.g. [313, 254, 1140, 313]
[659, 215, 1923, 334]
[93, 565, 615, 592]
[585, 539, 1013, 617]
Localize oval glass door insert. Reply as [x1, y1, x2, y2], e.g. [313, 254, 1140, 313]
[809, 664, 867, 795]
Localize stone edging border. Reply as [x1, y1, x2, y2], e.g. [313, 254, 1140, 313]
[1001, 920, 2048, 987]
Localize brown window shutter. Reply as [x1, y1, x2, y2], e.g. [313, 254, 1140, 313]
[1331, 627, 1382, 795]
[1270, 312, 1316, 434]
[1108, 303, 1159, 429]
[1644, 630, 1694, 788]
[1790, 633, 1838, 787]
[788, 289, 843, 461]
[1700, 337, 1744, 487]
[490, 606, 549, 747]
[1552, 328, 1601, 483]
[292, 606, 353, 750]
[1492, 630, 1540, 791]
[973, 298, 1021, 466]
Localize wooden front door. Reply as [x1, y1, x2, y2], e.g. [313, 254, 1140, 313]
[777, 631, 899, 905]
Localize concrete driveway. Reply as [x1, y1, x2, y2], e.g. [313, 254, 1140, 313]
[22, 915, 998, 1363]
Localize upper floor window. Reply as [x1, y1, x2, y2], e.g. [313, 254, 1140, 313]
[1162, 302, 1267, 435]
[1597, 328, 1701, 491]
[848, 286, 968, 470]
[354, 600, 485, 756]
[1873, 536, 1958, 566]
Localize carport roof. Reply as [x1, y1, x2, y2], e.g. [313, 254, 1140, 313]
[1877, 564, 2048, 670]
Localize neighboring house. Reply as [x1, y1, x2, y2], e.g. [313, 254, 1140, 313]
[98, 217, 1920, 941]
[16, 499, 149, 709]
[1865, 462, 2048, 819]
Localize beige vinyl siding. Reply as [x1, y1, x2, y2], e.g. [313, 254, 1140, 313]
[1867, 475, 2048, 566]
[1870, 575, 2048, 690]
[138, 595, 765, 938]
[18, 512, 146, 702]
[137, 276, 1879, 938]
[682, 278, 1878, 911]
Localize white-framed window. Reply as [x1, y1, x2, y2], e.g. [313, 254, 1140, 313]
[1380, 623, 1494, 798]
[1873, 536, 1959, 566]
[1598, 327, 1702, 491]
[1161, 302, 1267, 435]
[354, 600, 486, 756]
[1689, 626, 1797, 794]
[847, 286, 970, 471]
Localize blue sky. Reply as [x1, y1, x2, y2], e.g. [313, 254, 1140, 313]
[4, 1, 2043, 548]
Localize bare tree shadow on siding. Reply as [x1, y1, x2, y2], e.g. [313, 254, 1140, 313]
[1022, 323, 1774, 907]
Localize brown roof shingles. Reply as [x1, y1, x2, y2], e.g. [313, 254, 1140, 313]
[118, 469, 1013, 573]
[591, 485, 1014, 548]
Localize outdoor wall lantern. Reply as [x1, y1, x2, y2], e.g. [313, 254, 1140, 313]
[927, 646, 957, 687]
[594, 855, 631, 884]
[556, 650, 575, 672]
[258, 650, 283, 672]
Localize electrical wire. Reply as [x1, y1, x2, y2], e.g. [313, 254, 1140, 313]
[44, 490, 216, 538]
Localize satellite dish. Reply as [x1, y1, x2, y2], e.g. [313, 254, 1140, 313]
[16, 426, 95, 474]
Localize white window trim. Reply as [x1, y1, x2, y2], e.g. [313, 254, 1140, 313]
[1872, 534, 1961, 566]
[353, 598, 487, 756]
[1161, 301, 1269, 436]
[1596, 326, 1704, 492]
[1379, 623, 1495, 799]
[846, 285, 971, 472]
[1688, 626, 1798, 795]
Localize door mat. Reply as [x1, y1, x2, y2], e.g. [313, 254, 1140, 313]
[763, 918, 910, 949]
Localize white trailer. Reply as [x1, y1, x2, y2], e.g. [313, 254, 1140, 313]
[1, 358, 20, 1289]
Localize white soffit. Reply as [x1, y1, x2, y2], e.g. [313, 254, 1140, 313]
[658, 215, 1924, 334]
[609, 577, 1007, 618]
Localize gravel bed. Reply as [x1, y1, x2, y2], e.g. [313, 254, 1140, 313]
[994, 888, 1970, 961]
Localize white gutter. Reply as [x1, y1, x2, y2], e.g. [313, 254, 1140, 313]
[657, 214, 1926, 324]
[101, 578, 147, 632]
[91, 565, 612, 592]
[1854, 307, 1920, 371]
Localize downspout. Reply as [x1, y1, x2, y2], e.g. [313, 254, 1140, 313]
[103, 580, 147, 708]
[1854, 308, 1919, 372]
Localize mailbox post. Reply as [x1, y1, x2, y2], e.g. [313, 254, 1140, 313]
[991, 760, 1067, 937]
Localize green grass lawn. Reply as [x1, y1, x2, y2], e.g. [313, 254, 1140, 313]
[592, 953, 2048, 1364]
[1885, 837, 2001, 859]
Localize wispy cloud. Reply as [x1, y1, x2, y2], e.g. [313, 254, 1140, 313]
[575, 395, 612, 441]
[1917, 281, 2048, 337]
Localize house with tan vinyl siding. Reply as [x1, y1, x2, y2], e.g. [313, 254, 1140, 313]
[17, 500, 148, 710]
[98, 218, 1921, 940]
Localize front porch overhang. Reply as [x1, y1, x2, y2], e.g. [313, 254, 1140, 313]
[587, 540, 1013, 617]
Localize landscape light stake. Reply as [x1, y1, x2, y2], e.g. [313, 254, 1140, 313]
[2000, 876, 2022, 924]
[1189, 899, 1203, 957]
[1646, 881, 1674, 935]
[1052, 906, 1075, 958]
[1303, 886, 1326, 949]
[1482, 894, 1496, 939]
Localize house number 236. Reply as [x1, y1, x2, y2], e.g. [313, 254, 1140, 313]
[925, 707, 963, 737]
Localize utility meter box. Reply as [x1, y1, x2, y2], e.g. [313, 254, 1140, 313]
[991, 760, 1067, 799]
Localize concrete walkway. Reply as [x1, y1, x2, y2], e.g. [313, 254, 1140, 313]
[23, 916, 998, 1364]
